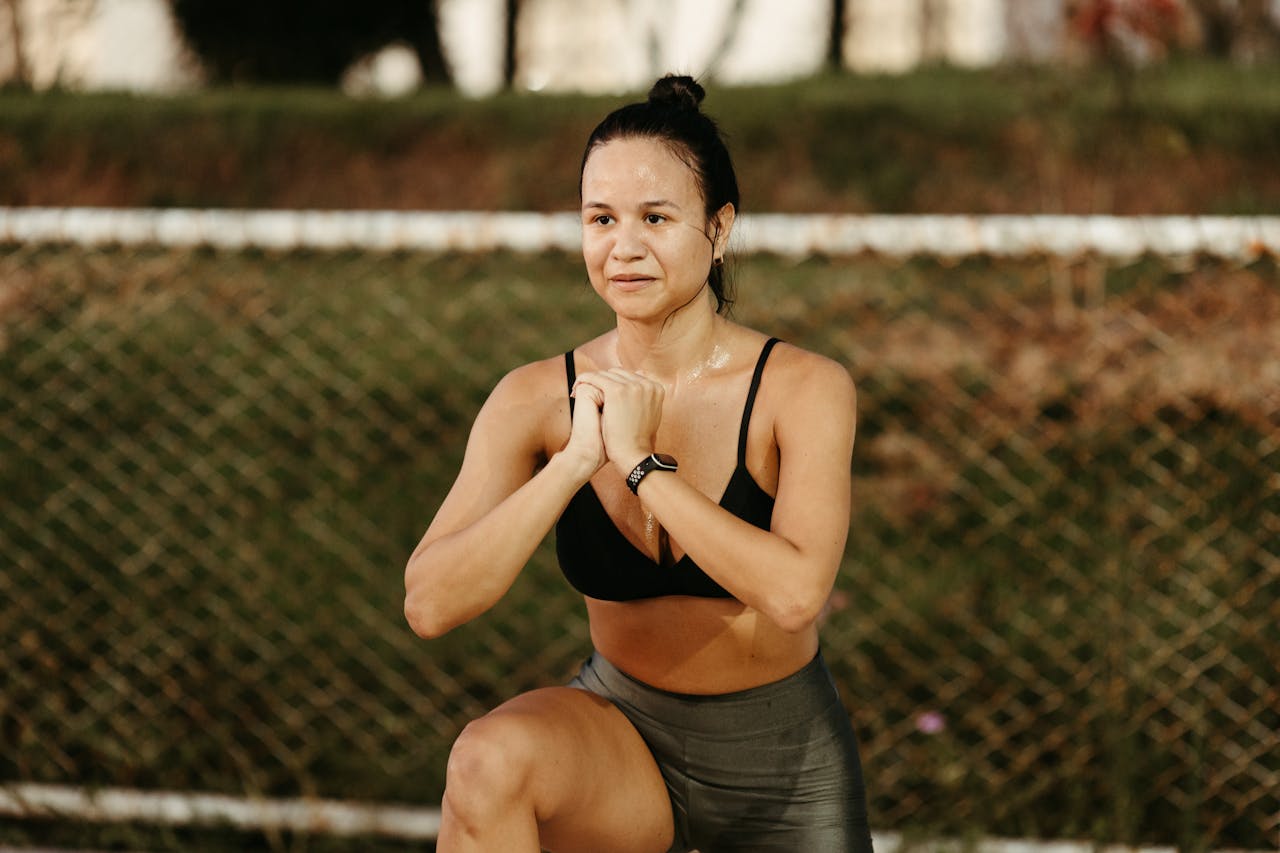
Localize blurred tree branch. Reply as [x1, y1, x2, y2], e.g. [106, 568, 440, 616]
[703, 0, 748, 82]
[1068, 0, 1185, 105]
[1186, 0, 1280, 61]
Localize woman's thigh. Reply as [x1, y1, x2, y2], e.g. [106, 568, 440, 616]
[573, 651, 873, 852]
[449, 685, 674, 853]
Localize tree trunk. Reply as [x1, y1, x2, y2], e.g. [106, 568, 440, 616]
[503, 0, 518, 88]
[411, 0, 452, 85]
[829, 0, 846, 70]
[3, 0, 29, 88]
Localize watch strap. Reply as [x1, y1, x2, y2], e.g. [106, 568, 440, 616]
[626, 453, 677, 495]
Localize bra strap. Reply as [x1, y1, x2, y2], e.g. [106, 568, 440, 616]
[738, 338, 781, 465]
[564, 350, 577, 418]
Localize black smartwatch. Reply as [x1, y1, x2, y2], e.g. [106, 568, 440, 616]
[626, 453, 678, 494]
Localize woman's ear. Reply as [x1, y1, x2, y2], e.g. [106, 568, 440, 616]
[711, 203, 736, 260]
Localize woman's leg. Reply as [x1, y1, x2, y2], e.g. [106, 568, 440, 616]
[437, 685, 675, 853]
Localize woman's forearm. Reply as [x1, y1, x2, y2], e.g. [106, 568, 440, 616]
[635, 471, 845, 633]
[404, 452, 588, 638]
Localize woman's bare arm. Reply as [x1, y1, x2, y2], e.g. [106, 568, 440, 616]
[404, 362, 603, 638]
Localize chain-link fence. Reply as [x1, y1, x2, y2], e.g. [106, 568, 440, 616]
[1, 241, 1276, 850]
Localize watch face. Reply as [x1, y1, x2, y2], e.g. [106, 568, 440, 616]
[654, 453, 678, 469]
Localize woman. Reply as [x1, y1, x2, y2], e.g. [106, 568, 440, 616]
[404, 75, 873, 852]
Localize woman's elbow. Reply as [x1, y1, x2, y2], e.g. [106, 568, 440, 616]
[404, 593, 440, 639]
[404, 558, 454, 639]
[769, 589, 828, 634]
[404, 592, 458, 640]
[405, 547, 448, 638]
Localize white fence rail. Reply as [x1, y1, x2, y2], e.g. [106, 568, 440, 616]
[7, 783, 1261, 853]
[3, 208, 1278, 259]
[0, 783, 439, 841]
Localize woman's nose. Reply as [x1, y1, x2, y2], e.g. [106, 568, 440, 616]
[610, 224, 647, 260]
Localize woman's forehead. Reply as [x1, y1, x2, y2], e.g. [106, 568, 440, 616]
[582, 137, 699, 201]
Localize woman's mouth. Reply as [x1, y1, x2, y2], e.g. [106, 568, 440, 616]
[609, 274, 655, 291]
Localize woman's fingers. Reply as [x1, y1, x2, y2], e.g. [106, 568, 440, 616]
[572, 369, 665, 466]
[603, 367, 648, 386]
[571, 379, 605, 408]
[564, 380, 607, 476]
[578, 368, 663, 396]
[574, 370, 665, 415]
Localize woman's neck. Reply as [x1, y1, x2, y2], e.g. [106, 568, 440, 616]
[613, 298, 724, 386]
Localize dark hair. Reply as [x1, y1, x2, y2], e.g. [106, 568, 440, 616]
[579, 75, 740, 314]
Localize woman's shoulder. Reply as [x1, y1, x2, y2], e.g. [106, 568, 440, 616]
[741, 331, 854, 395]
[486, 332, 613, 409]
[754, 339, 857, 448]
[472, 350, 580, 456]
[489, 351, 573, 406]
[745, 335, 856, 431]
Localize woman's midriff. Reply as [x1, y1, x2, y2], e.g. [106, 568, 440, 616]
[585, 596, 820, 695]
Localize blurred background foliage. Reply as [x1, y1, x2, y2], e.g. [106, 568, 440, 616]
[1, 61, 1279, 213]
[152, 0, 1280, 89]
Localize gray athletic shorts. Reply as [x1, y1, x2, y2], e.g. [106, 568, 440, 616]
[568, 651, 874, 853]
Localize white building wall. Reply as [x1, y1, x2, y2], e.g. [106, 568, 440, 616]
[83, 0, 199, 91]
[845, 0, 925, 73]
[1005, 0, 1067, 62]
[516, 0, 646, 93]
[4, 0, 95, 89]
[438, 0, 506, 97]
[711, 0, 831, 85]
[513, 0, 832, 93]
[944, 0, 1005, 67]
[2, 0, 197, 91]
[0, 0, 1048, 95]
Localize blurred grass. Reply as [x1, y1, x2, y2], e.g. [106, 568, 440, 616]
[2, 60, 1279, 212]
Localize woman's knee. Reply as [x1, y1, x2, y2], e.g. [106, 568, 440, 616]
[444, 711, 540, 819]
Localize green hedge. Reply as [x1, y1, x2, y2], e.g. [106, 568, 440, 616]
[2, 62, 1278, 212]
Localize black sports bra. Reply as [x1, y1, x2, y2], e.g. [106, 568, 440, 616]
[554, 338, 780, 601]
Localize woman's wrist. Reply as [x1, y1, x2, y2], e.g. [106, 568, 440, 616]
[611, 447, 653, 478]
[548, 446, 600, 489]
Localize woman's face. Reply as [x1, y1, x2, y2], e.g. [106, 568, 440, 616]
[580, 137, 731, 322]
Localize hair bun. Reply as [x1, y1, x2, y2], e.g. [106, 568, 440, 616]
[648, 75, 705, 112]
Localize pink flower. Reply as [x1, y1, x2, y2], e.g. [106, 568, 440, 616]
[916, 710, 946, 734]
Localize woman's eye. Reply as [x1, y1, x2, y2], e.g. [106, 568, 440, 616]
[645, 214, 666, 225]
[593, 214, 613, 225]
